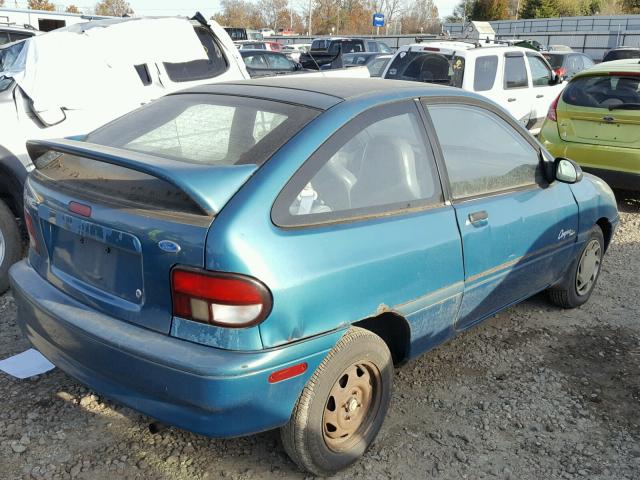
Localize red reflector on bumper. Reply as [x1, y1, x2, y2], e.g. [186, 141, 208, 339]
[68, 201, 92, 217]
[268, 362, 308, 383]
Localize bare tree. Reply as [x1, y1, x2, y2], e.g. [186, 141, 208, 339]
[95, 0, 134, 17]
[66, 5, 81, 13]
[27, 0, 56, 11]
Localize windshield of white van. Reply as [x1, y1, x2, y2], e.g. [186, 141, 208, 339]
[385, 51, 465, 87]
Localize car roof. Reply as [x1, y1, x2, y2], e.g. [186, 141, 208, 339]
[607, 46, 640, 51]
[176, 77, 475, 110]
[399, 42, 533, 56]
[576, 58, 640, 77]
[240, 49, 282, 54]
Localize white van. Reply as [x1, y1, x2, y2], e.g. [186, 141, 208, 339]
[0, 15, 250, 292]
[382, 41, 564, 134]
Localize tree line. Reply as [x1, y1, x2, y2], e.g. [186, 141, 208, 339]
[212, 0, 441, 35]
[447, 0, 638, 21]
[13, 1, 133, 15]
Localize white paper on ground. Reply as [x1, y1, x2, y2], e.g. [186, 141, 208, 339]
[0, 348, 55, 379]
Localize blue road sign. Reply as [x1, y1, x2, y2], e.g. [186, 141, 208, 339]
[372, 13, 384, 27]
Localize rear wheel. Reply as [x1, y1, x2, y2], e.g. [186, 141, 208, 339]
[281, 327, 393, 476]
[0, 199, 21, 294]
[547, 225, 604, 309]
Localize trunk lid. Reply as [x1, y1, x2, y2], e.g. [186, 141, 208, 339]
[25, 140, 257, 334]
[557, 72, 640, 149]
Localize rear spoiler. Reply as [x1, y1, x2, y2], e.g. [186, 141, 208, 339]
[27, 138, 257, 216]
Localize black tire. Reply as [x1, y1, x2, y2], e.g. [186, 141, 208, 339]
[281, 327, 393, 476]
[0, 200, 21, 294]
[547, 225, 605, 309]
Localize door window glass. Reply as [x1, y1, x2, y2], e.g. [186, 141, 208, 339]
[267, 53, 294, 70]
[474, 55, 498, 91]
[427, 104, 542, 199]
[273, 102, 442, 226]
[528, 54, 552, 86]
[504, 54, 528, 88]
[244, 54, 269, 69]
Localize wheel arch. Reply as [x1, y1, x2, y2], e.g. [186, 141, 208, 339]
[596, 217, 613, 252]
[353, 311, 411, 365]
[0, 148, 28, 217]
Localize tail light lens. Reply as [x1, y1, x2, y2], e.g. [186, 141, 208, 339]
[171, 268, 272, 328]
[24, 209, 40, 254]
[547, 92, 561, 122]
[554, 67, 566, 78]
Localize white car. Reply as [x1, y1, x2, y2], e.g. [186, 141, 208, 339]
[382, 41, 564, 134]
[0, 15, 249, 292]
[0, 23, 42, 45]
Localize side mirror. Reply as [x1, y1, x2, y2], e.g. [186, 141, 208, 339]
[294, 62, 303, 71]
[555, 157, 583, 184]
[549, 73, 560, 85]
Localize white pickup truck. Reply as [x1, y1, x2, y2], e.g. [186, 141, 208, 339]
[382, 40, 564, 134]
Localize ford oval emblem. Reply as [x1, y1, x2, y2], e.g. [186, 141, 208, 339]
[158, 240, 181, 253]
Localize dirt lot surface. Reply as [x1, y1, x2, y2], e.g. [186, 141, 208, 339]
[1, 191, 639, 480]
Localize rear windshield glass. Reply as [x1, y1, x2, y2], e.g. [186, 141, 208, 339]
[604, 50, 640, 62]
[163, 27, 228, 82]
[542, 53, 564, 68]
[384, 51, 465, 87]
[86, 94, 320, 166]
[562, 74, 640, 109]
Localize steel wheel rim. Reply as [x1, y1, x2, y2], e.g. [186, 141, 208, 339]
[322, 361, 382, 452]
[0, 228, 5, 267]
[576, 239, 601, 296]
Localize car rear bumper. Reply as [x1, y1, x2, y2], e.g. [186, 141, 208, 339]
[9, 260, 343, 438]
[540, 122, 640, 191]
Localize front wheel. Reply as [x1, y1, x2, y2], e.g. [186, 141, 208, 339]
[280, 327, 393, 476]
[547, 225, 605, 309]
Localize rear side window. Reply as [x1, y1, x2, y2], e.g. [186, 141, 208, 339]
[504, 54, 528, 88]
[474, 55, 498, 91]
[562, 75, 640, 109]
[87, 94, 319, 166]
[385, 51, 465, 87]
[367, 41, 378, 52]
[542, 54, 564, 69]
[164, 27, 228, 82]
[528, 54, 552, 86]
[273, 102, 442, 227]
[428, 104, 542, 199]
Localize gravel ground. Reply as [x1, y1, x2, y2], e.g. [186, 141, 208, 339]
[1, 190, 639, 480]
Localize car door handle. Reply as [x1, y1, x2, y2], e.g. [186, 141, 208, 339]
[507, 98, 516, 102]
[468, 211, 489, 224]
[536, 94, 544, 98]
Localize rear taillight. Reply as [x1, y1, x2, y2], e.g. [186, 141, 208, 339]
[554, 67, 567, 78]
[423, 47, 440, 52]
[547, 92, 561, 122]
[171, 268, 272, 328]
[24, 209, 40, 254]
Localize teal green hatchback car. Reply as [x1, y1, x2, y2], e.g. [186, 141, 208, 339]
[539, 59, 640, 190]
[10, 78, 619, 475]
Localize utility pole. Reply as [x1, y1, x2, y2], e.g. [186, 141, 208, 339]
[307, 0, 312, 35]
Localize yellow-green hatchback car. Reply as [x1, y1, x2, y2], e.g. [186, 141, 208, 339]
[539, 59, 640, 190]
